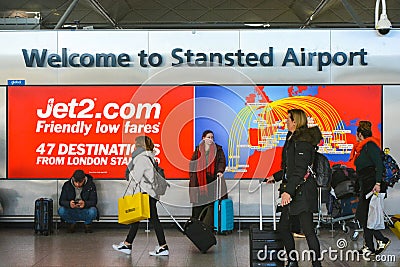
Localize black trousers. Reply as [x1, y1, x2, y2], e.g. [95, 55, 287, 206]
[279, 206, 321, 265]
[356, 168, 388, 251]
[125, 196, 166, 246]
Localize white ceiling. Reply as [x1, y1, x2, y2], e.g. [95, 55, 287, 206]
[0, 0, 399, 29]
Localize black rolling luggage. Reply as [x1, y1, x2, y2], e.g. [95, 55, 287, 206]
[34, 198, 53, 236]
[183, 216, 217, 253]
[159, 202, 216, 253]
[249, 182, 284, 267]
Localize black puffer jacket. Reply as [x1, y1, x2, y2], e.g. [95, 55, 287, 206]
[276, 126, 322, 215]
[59, 174, 98, 209]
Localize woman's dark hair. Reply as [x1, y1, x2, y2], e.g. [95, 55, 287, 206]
[357, 120, 372, 138]
[135, 135, 154, 151]
[202, 130, 214, 138]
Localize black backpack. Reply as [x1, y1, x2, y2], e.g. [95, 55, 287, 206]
[331, 164, 358, 188]
[311, 152, 332, 187]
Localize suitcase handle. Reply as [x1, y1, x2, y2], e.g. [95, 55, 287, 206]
[259, 181, 276, 231]
[158, 201, 185, 233]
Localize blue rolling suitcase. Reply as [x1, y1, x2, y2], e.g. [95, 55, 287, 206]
[214, 175, 234, 234]
[214, 198, 234, 234]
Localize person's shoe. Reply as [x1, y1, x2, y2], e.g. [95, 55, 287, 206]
[375, 239, 391, 255]
[357, 245, 375, 257]
[112, 242, 132, 255]
[149, 245, 169, 256]
[84, 224, 93, 233]
[67, 223, 76, 233]
[293, 232, 306, 238]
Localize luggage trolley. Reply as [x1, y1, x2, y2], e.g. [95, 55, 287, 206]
[315, 187, 362, 241]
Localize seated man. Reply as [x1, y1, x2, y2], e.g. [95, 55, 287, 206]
[58, 169, 98, 233]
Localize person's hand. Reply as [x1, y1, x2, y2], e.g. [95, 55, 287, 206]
[70, 200, 79, 209]
[265, 176, 275, 183]
[281, 192, 292, 206]
[373, 183, 381, 193]
[76, 200, 85, 208]
[216, 172, 223, 179]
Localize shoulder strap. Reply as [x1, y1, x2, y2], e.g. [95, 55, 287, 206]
[146, 155, 156, 167]
[122, 174, 140, 197]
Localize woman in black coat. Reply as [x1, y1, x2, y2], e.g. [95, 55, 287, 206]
[266, 109, 323, 267]
[350, 121, 390, 256]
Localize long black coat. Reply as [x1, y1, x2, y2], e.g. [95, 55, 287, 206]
[273, 126, 322, 215]
[189, 144, 227, 204]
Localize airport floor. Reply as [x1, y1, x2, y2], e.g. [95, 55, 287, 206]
[0, 223, 399, 267]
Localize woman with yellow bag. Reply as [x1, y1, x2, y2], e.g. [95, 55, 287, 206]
[112, 135, 169, 256]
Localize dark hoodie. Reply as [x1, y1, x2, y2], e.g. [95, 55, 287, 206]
[279, 126, 323, 215]
[59, 174, 98, 209]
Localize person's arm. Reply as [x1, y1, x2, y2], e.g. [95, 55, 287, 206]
[284, 142, 312, 198]
[365, 142, 383, 183]
[59, 183, 70, 207]
[216, 145, 226, 177]
[365, 142, 383, 193]
[134, 156, 153, 184]
[189, 148, 199, 203]
[82, 182, 98, 208]
[265, 170, 284, 183]
[189, 147, 199, 186]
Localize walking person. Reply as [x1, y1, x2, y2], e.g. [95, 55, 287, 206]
[112, 135, 169, 256]
[266, 109, 323, 267]
[350, 121, 391, 256]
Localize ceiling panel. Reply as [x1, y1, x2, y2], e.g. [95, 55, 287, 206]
[0, 0, 398, 29]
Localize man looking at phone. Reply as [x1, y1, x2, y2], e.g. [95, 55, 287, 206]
[58, 170, 98, 233]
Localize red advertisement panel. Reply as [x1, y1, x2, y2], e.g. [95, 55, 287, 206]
[8, 85, 194, 179]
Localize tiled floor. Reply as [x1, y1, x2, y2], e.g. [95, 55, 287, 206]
[0, 223, 398, 267]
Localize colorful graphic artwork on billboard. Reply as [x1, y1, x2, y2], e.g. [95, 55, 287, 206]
[7, 85, 381, 179]
[194, 85, 382, 179]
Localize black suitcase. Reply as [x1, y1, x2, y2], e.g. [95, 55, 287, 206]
[34, 198, 53, 236]
[184, 217, 217, 253]
[249, 182, 284, 267]
[159, 202, 217, 253]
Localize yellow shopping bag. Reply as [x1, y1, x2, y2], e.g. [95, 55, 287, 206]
[389, 214, 400, 239]
[118, 192, 150, 225]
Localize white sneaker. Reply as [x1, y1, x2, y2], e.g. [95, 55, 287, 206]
[357, 245, 375, 257]
[149, 245, 169, 256]
[376, 239, 391, 255]
[112, 242, 132, 255]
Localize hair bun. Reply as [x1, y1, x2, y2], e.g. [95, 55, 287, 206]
[359, 120, 372, 131]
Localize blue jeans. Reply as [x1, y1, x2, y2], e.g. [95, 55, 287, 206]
[58, 206, 97, 225]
